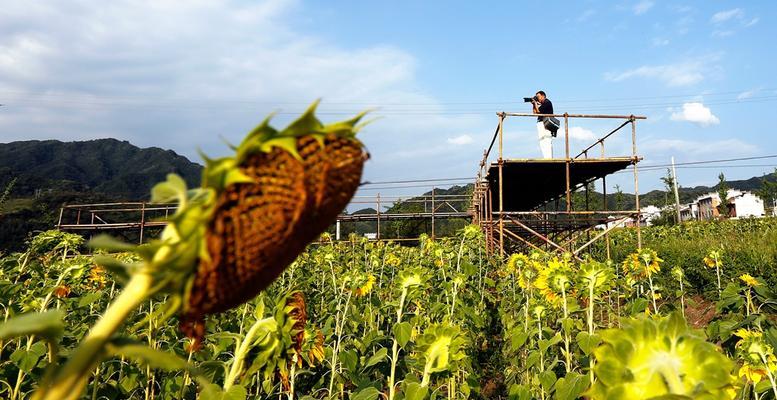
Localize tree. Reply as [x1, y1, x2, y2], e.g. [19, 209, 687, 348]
[658, 169, 678, 224]
[0, 177, 17, 213]
[757, 169, 777, 215]
[716, 173, 730, 217]
[660, 169, 675, 207]
[614, 184, 624, 211]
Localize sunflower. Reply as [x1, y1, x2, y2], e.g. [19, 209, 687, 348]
[739, 274, 760, 288]
[354, 274, 376, 297]
[622, 248, 663, 279]
[534, 256, 575, 307]
[577, 259, 615, 296]
[589, 312, 735, 399]
[734, 328, 777, 385]
[704, 250, 722, 269]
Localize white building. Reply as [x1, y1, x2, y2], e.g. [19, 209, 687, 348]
[692, 189, 764, 220]
[679, 202, 698, 222]
[727, 191, 765, 218]
[640, 205, 662, 226]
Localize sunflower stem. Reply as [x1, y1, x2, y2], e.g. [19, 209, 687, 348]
[33, 272, 155, 400]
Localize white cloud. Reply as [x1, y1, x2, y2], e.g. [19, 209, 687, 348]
[633, 1, 654, 15]
[642, 138, 756, 157]
[737, 89, 754, 100]
[711, 30, 734, 38]
[675, 16, 694, 35]
[568, 127, 596, 141]
[0, 0, 490, 185]
[447, 134, 473, 145]
[670, 102, 720, 126]
[672, 5, 693, 13]
[577, 9, 596, 23]
[605, 57, 715, 87]
[651, 37, 670, 47]
[745, 17, 759, 27]
[711, 8, 744, 23]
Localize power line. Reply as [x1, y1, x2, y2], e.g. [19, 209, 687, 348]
[3, 88, 776, 114]
[361, 177, 472, 185]
[637, 164, 777, 172]
[354, 155, 777, 187]
[357, 182, 472, 191]
[639, 154, 777, 169]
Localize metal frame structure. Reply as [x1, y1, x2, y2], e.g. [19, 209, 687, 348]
[335, 193, 469, 240]
[56, 192, 472, 243]
[470, 112, 646, 258]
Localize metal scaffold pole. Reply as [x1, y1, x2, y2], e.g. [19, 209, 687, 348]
[631, 117, 642, 249]
[564, 113, 571, 212]
[498, 114, 505, 256]
[672, 156, 681, 224]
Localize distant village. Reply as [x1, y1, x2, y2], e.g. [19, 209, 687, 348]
[634, 189, 774, 227]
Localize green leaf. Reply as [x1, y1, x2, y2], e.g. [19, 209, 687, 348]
[88, 234, 137, 251]
[10, 348, 42, 373]
[526, 351, 541, 369]
[151, 174, 188, 204]
[282, 100, 323, 138]
[78, 292, 103, 308]
[341, 349, 358, 373]
[575, 331, 601, 356]
[404, 382, 429, 400]
[394, 322, 412, 347]
[350, 387, 381, 400]
[201, 383, 247, 400]
[119, 373, 138, 394]
[553, 372, 589, 400]
[539, 333, 563, 353]
[508, 384, 532, 400]
[561, 318, 575, 336]
[364, 347, 388, 368]
[628, 298, 650, 316]
[510, 329, 529, 351]
[539, 370, 557, 392]
[0, 309, 64, 341]
[755, 379, 772, 394]
[93, 255, 134, 283]
[107, 342, 190, 372]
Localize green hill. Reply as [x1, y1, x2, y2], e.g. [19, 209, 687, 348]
[0, 139, 201, 199]
[0, 139, 202, 251]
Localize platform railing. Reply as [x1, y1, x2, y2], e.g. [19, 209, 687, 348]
[473, 112, 647, 257]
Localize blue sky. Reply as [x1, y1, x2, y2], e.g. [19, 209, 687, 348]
[1, 1, 775, 202]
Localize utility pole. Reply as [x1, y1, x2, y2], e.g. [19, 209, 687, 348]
[671, 156, 681, 223]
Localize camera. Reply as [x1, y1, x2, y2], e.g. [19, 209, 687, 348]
[523, 95, 539, 103]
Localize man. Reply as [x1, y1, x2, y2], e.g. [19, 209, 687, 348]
[532, 91, 554, 159]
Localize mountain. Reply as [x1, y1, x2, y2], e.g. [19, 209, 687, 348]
[0, 139, 202, 199]
[1, 137, 775, 249]
[0, 139, 203, 251]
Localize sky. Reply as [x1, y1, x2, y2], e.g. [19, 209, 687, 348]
[1, 0, 776, 204]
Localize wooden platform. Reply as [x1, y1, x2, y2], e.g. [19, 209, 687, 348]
[485, 157, 635, 211]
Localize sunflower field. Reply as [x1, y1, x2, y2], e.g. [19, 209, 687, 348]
[1, 224, 777, 399]
[2, 106, 777, 399]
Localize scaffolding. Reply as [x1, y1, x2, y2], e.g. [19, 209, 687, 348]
[470, 112, 646, 258]
[56, 192, 472, 243]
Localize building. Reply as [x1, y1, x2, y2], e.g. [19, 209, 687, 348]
[693, 189, 765, 221]
[727, 191, 765, 218]
[640, 205, 663, 226]
[679, 202, 698, 222]
[696, 192, 721, 221]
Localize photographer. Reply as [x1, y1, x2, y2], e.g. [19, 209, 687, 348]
[530, 91, 554, 158]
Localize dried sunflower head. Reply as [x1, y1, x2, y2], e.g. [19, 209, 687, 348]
[93, 102, 368, 345]
[181, 102, 368, 340]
